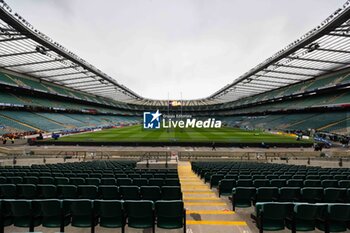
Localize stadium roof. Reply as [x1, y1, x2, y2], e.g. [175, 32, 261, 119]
[209, 0, 350, 103]
[0, 1, 350, 106]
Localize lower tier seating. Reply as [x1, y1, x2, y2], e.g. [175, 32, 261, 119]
[254, 202, 350, 233]
[0, 199, 186, 233]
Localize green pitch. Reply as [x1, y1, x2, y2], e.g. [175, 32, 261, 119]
[55, 125, 312, 144]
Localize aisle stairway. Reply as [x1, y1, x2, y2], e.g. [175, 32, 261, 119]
[178, 161, 250, 233]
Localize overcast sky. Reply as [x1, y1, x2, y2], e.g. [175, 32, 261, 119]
[5, 0, 346, 100]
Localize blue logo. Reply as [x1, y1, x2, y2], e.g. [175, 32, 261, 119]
[143, 110, 162, 129]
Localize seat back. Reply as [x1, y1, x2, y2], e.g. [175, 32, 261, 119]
[120, 186, 140, 200]
[155, 200, 184, 229]
[141, 186, 161, 201]
[95, 200, 124, 228]
[161, 186, 182, 200]
[99, 185, 120, 200]
[125, 200, 154, 229]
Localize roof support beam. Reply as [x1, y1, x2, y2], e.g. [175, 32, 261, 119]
[255, 74, 306, 82]
[24, 65, 79, 74]
[1, 58, 65, 68]
[328, 33, 350, 37]
[238, 83, 280, 90]
[66, 82, 102, 89]
[63, 79, 101, 86]
[286, 56, 350, 65]
[0, 50, 37, 58]
[54, 75, 97, 82]
[229, 86, 264, 92]
[262, 69, 314, 77]
[44, 71, 87, 78]
[0, 36, 27, 43]
[269, 64, 330, 72]
[79, 85, 113, 91]
[248, 79, 292, 85]
[314, 48, 350, 54]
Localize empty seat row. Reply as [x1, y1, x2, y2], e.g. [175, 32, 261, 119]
[0, 173, 178, 179]
[254, 202, 350, 233]
[0, 199, 186, 233]
[0, 176, 180, 186]
[217, 179, 349, 194]
[232, 187, 350, 210]
[0, 184, 183, 200]
[210, 174, 350, 186]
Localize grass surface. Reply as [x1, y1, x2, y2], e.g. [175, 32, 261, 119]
[55, 125, 312, 144]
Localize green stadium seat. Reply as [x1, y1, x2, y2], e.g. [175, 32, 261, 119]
[17, 184, 37, 199]
[8, 176, 23, 184]
[117, 178, 132, 186]
[95, 200, 125, 230]
[161, 186, 182, 200]
[70, 177, 85, 185]
[65, 199, 97, 230]
[58, 185, 78, 199]
[99, 185, 121, 200]
[301, 187, 323, 203]
[125, 200, 154, 231]
[90, 173, 102, 179]
[256, 202, 291, 232]
[287, 179, 303, 187]
[37, 184, 57, 198]
[165, 178, 180, 187]
[320, 175, 333, 180]
[279, 187, 300, 202]
[7, 200, 41, 232]
[286, 203, 326, 232]
[39, 177, 54, 184]
[120, 186, 140, 200]
[141, 174, 153, 179]
[155, 200, 185, 232]
[78, 185, 98, 199]
[218, 179, 235, 197]
[269, 179, 286, 188]
[232, 187, 255, 210]
[266, 175, 278, 180]
[154, 174, 166, 179]
[0, 184, 17, 198]
[129, 174, 141, 179]
[237, 179, 253, 187]
[101, 178, 116, 185]
[23, 176, 39, 185]
[317, 204, 350, 232]
[0, 200, 13, 232]
[85, 178, 100, 186]
[322, 179, 338, 188]
[37, 199, 70, 232]
[253, 187, 279, 204]
[304, 179, 321, 187]
[141, 186, 161, 201]
[323, 188, 346, 203]
[149, 178, 164, 187]
[133, 178, 148, 187]
[253, 179, 269, 188]
[0, 177, 6, 184]
[55, 177, 69, 185]
[338, 180, 350, 188]
[253, 175, 265, 180]
[210, 174, 224, 188]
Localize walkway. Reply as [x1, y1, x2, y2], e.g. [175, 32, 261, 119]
[178, 161, 251, 233]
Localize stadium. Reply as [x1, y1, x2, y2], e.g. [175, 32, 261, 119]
[1, 0, 350, 232]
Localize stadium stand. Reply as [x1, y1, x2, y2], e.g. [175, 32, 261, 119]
[0, 160, 185, 233]
[2, 1, 350, 232]
[192, 161, 350, 232]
